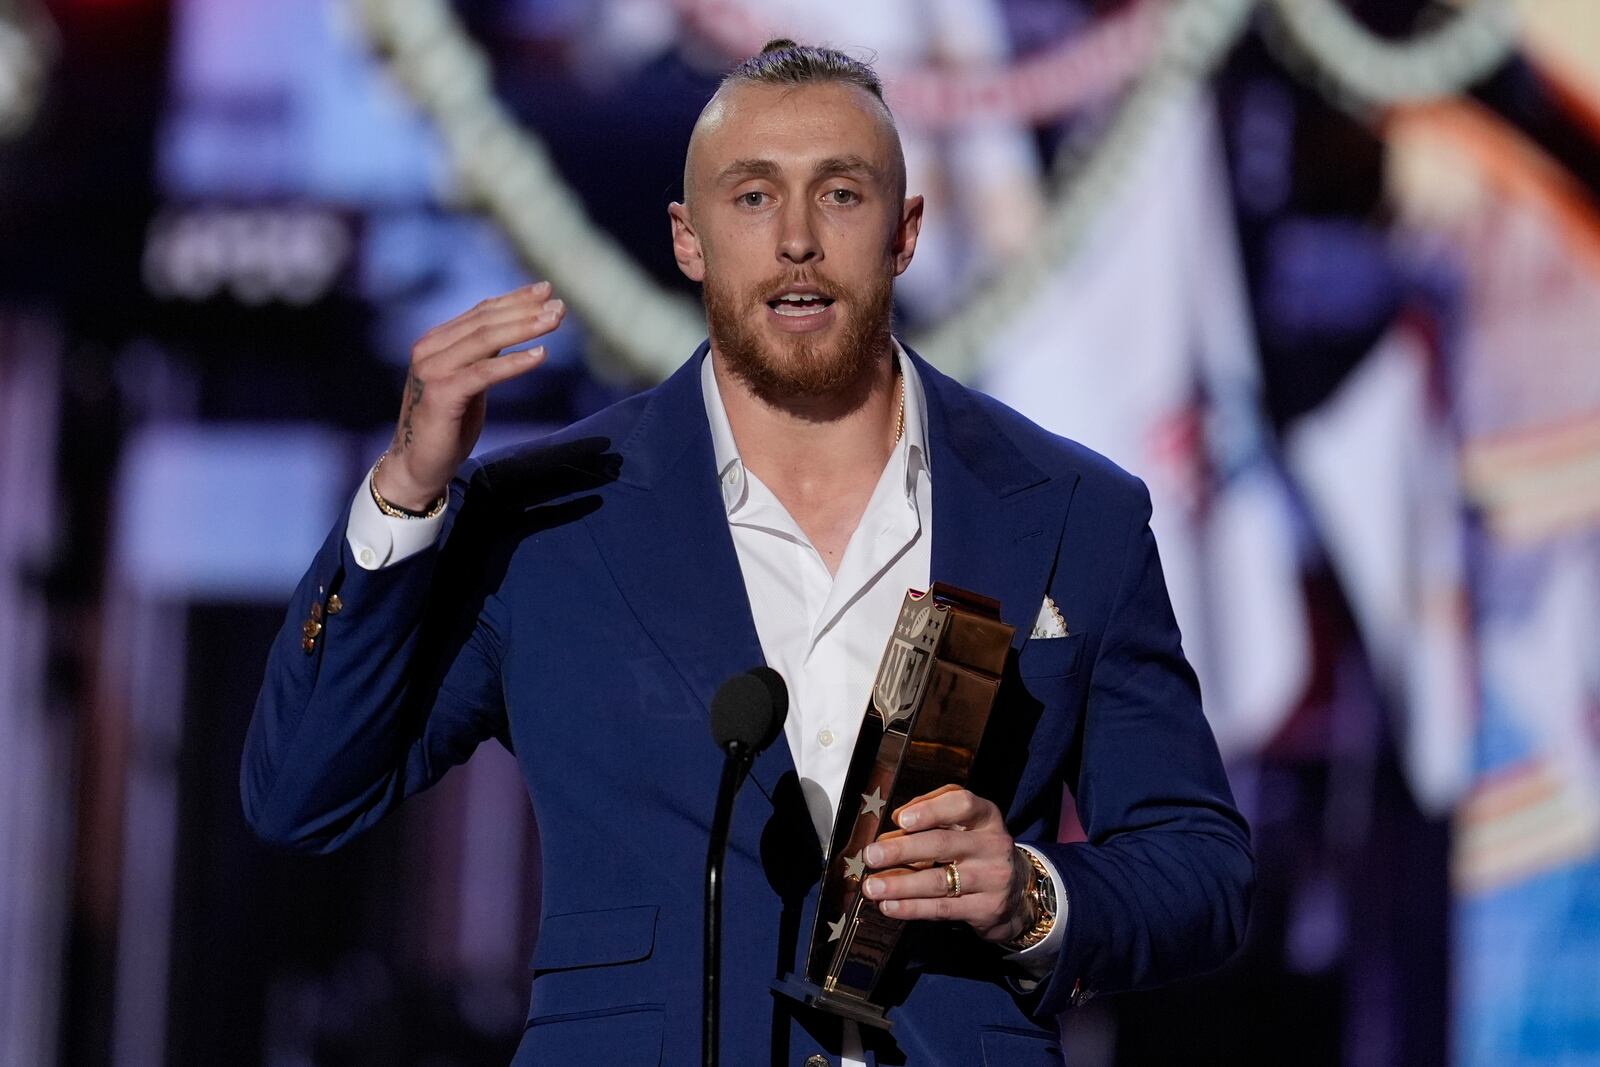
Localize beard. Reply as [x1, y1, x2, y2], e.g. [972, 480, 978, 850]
[703, 265, 894, 406]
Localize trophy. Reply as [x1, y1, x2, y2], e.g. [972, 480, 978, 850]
[774, 583, 1014, 1030]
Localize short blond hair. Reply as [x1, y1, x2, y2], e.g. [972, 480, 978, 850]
[721, 39, 888, 106]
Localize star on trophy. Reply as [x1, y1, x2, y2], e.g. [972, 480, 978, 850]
[774, 583, 1014, 1030]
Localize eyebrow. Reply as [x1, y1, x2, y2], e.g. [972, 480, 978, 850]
[814, 155, 883, 183]
[716, 158, 781, 185]
[715, 155, 884, 186]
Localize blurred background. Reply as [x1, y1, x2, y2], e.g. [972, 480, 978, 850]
[2, 0, 1598, 1064]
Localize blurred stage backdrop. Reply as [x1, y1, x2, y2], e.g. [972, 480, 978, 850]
[2, 0, 1598, 1064]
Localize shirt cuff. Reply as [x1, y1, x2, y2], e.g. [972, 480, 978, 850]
[1005, 843, 1069, 980]
[345, 464, 447, 570]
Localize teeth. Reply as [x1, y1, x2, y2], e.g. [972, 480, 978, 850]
[774, 302, 829, 317]
[768, 291, 832, 317]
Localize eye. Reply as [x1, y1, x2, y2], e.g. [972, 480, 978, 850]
[737, 191, 768, 208]
[826, 188, 860, 205]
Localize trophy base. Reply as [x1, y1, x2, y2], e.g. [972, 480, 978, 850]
[772, 975, 894, 1031]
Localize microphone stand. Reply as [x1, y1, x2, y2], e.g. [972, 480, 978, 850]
[704, 739, 753, 1067]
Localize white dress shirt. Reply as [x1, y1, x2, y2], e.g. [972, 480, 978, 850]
[345, 343, 1066, 1063]
[702, 347, 932, 845]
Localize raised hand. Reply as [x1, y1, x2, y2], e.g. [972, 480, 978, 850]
[375, 282, 566, 510]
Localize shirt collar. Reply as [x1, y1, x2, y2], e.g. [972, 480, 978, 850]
[700, 339, 930, 516]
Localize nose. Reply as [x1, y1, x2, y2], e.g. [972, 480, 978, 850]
[777, 200, 821, 266]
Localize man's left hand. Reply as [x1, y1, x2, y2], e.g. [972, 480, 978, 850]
[860, 784, 1033, 944]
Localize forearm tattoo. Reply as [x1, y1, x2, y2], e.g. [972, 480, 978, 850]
[399, 370, 424, 451]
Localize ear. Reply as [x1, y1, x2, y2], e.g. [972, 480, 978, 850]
[668, 202, 705, 283]
[891, 194, 924, 277]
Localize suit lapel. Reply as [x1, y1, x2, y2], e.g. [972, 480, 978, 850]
[912, 350, 1081, 645]
[583, 345, 1078, 811]
[582, 346, 798, 803]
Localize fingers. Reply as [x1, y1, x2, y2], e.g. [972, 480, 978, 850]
[400, 287, 564, 429]
[463, 344, 549, 391]
[891, 786, 1000, 833]
[421, 298, 566, 374]
[381, 284, 563, 497]
[865, 825, 1005, 871]
[863, 852, 1011, 902]
[413, 284, 546, 359]
[861, 856, 1018, 934]
[872, 883, 1017, 933]
[859, 786, 1023, 938]
[413, 281, 553, 360]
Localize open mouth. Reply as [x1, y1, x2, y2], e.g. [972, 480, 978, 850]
[766, 291, 836, 318]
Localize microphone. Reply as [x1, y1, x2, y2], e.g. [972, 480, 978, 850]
[704, 667, 788, 1067]
[710, 666, 788, 757]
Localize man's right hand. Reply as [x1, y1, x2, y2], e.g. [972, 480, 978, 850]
[374, 282, 566, 510]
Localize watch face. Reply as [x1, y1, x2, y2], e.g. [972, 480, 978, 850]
[1036, 871, 1056, 916]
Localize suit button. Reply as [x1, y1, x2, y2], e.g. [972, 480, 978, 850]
[326, 594, 343, 615]
[301, 636, 316, 654]
[302, 619, 323, 639]
[805, 1056, 829, 1067]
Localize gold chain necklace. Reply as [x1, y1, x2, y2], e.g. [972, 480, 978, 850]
[894, 374, 906, 444]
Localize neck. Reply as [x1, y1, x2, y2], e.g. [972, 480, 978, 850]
[710, 341, 901, 501]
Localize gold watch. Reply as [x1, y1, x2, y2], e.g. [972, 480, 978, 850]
[1004, 848, 1057, 952]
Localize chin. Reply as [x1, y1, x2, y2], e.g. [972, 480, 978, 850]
[704, 269, 895, 403]
[734, 322, 882, 402]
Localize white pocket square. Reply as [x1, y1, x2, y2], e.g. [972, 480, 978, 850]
[1031, 595, 1068, 639]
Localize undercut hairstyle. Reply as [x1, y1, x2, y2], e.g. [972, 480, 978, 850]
[721, 38, 888, 106]
[708, 39, 904, 202]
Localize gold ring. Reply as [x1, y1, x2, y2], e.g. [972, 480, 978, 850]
[944, 861, 962, 898]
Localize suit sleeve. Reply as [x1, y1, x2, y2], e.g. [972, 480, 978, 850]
[1021, 482, 1255, 1016]
[240, 459, 511, 853]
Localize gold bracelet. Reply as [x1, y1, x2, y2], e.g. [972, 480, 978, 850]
[370, 452, 448, 519]
[1005, 848, 1058, 952]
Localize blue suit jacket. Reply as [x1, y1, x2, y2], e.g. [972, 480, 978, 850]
[243, 345, 1253, 1066]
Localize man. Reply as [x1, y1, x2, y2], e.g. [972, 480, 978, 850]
[243, 41, 1253, 1066]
